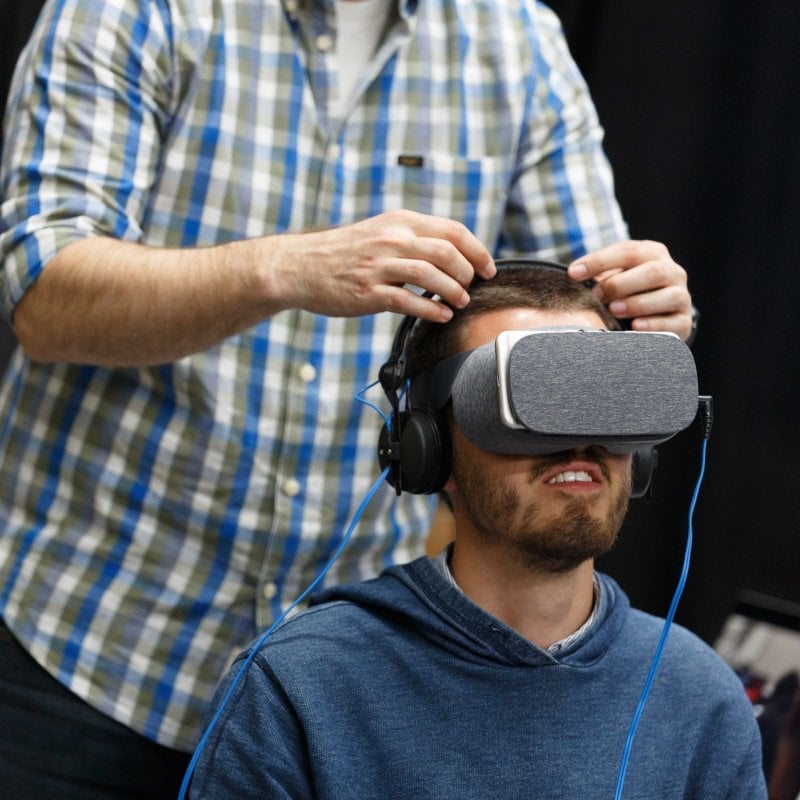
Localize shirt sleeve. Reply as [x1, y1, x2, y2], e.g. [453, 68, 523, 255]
[721, 723, 769, 800]
[0, 0, 175, 319]
[688, 660, 768, 800]
[187, 653, 316, 800]
[498, 2, 628, 263]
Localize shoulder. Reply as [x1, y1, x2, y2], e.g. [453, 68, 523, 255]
[619, 608, 765, 795]
[444, 0, 568, 44]
[262, 596, 392, 656]
[625, 607, 751, 707]
[245, 566, 426, 673]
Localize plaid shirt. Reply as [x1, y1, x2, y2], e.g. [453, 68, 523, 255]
[0, 0, 627, 749]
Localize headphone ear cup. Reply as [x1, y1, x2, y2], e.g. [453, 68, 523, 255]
[631, 446, 659, 500]
[378, 410, 451, 495]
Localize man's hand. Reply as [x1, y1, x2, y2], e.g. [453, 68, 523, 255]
[566, 240, 693, 341]
[267, 209, 496, 323]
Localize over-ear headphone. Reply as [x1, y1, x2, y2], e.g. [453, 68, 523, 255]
[376, 259, 659, 498]
[377, 305, 451, 495]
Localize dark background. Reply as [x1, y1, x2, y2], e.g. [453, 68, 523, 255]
[0, 0, 44, 368]
[2, 1, 798, 643]
[547, 0, 800, 641]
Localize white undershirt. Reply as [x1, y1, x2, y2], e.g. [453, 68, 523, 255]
[335, 0, 393, 114]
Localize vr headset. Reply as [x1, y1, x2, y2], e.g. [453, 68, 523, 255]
[377, 260, 701, 499]
[411, 326, 698, 454]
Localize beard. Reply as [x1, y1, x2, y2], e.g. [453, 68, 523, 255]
[451, 448, 632, 574]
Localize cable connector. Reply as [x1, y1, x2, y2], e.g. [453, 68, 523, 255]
[698, 395, 713, 440]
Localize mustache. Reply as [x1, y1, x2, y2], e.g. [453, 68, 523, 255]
[526, 447, 612, 484]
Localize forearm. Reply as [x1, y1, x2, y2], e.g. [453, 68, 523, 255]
[12, 210, 494, 367]
[13, 236, 283, 367]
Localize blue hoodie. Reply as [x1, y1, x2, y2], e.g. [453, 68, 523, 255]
[189, 559, 766, 799]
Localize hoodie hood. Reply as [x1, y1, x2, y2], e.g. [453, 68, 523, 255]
[311, 557, 630, 669]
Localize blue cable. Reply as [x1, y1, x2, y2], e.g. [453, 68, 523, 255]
[178, 381, 392, 798]
[178, 464, 389, 798]
[355, 380, 391, 425]
[613, 437, 709, 799]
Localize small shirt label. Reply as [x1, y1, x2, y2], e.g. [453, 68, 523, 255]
[397, 154, 424, 168]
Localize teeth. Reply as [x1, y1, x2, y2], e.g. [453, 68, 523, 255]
[548, 470, 593, 485]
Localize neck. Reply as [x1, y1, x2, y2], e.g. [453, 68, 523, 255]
[449, 539, 596, 650]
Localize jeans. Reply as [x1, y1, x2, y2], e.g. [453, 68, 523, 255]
[0, 619, 191, 799]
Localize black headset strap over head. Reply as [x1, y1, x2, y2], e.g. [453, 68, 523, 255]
[492, 257, 595, 288]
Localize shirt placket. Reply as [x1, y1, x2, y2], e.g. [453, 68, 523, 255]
[250, 1, 342, 628]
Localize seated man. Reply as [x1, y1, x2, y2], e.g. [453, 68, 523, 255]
[187, 264, 766, 799]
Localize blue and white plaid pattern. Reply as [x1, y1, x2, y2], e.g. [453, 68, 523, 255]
[0, 0, 627, 749]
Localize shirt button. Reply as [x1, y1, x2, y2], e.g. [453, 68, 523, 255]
[283, 477, 302, 497]
[329, 143, 342, 161]
[262, 582, 278, 600]
[298, 363, 317, 383]
[315, 33, 334, 52]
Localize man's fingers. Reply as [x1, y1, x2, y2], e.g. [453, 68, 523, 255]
[629, 312, 693, 341]
[594, 260, 687, 304]
[378, 253, 472, 310]
[402, 210, 495, 281]
[568, 239, 692, 341]
[283, 210, 496, 319]
[374, 284, 455, 323]
[606, 285, 689, 320]
[568, 239, 672, 280]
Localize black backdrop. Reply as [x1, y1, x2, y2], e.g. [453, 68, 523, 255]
[0, 0, 44, 367]
[548, 0, 800, 641]
[2, 1, 798, 643]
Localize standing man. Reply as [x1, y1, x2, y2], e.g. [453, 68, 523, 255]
[0, 1, 692, 797]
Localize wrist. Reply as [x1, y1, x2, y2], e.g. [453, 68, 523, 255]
[237, 234, 294, 316]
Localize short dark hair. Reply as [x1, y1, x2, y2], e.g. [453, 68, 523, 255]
[405, 261, 620, 378]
